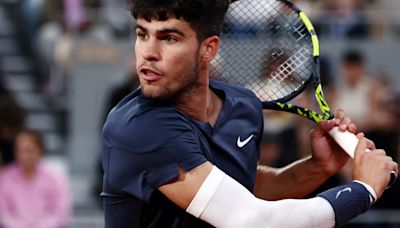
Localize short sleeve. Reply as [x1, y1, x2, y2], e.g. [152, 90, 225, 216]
[102, 107, 208, 202]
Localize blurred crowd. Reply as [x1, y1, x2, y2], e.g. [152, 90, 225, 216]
[0, 0, 399, 227]
[296, 0, 400, 39]
[9, 0, 400, 97]
[13, 0, 133, 98]
[259, 49, 400, 209]
[0, 129, 70, 228]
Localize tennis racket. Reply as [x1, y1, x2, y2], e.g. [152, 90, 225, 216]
[212, 0, 396, 188]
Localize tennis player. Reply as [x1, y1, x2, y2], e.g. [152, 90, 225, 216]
[101, 0, 398, 227]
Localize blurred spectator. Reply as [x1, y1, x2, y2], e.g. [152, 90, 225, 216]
[0, 96, 26, 166]
[40, 0, 64, 25]
[36, 0, 113, 96]
[102, 0, 134, 37]
[316, 0, 371, 39]
[291, 0, 324, 19]
[20, 0, 46, 53]
[0, 58, 26, 166]
[319, 57, 336, 100]
[333, 49, 399, 187]
[334, 50, 396, 134]
[64, 0, 87, 31]
[0, 129, 71, 228]
[366, 0, 400, 38]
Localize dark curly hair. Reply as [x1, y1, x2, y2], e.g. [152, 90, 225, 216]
[128, 0, 230, 40]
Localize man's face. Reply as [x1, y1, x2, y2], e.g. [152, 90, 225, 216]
[135, 17, 201, 99]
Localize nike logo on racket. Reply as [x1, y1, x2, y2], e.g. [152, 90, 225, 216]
[237, 134, 254, 148]
[335, 187, 352, 199]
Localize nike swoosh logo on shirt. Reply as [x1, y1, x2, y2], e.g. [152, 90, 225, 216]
[237, 134, 254, 148]
[335, 187, 352, 199]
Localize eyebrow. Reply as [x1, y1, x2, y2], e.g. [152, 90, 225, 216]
[135, 24, 185, 37]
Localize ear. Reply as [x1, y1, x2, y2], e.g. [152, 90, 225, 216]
[199, 35, 220, 62]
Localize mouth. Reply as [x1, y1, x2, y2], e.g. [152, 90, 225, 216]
[139, 67, 163, 82]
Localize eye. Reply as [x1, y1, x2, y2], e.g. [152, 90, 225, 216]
[136, 30, 148, 40]
[161, 35, 178, 43]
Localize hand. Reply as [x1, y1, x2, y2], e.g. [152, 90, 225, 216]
[352, 137, 398, 199]
[310, 109, 356, 176]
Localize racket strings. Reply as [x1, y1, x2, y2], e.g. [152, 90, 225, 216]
[270, 46, 310, 84]
[211, 0, 314, 102]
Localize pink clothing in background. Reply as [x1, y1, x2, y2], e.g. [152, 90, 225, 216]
[0, 163, 70, 228]
[65, 0, 86, 31]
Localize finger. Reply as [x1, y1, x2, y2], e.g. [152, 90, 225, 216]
[392, 162, 399, 177]
[318, 119, 336, 132]
[365, 138, 376, 151]
[348, 123, 357, 134]
[356, 132, 365, 139]
[339, 116, 352, 131]
[388, 161, 398, 183]
[369, 149, 385, 156]
[335, 109, 345, 120]
[354, 137, 368, 160]
[387, 170, 397, 189]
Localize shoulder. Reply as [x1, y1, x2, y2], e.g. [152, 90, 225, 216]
[211, 80, 262, 115]
[0, 164, 18, 181]
[102, 89, 194, 150]
[38, 163, 68, 185]
[211, 79, 258, 99]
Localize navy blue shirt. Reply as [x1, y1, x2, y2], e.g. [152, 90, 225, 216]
[101, 80, 263, 227]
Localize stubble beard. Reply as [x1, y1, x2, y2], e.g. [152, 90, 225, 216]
[142, 55, 200, 101]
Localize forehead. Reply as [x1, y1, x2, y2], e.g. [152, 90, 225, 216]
[136, 17, 195, 34]
[16, 134, 34, 144]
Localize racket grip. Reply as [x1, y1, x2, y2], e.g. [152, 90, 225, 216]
[328, 127, 358, 158]
[328, 127, 397, 189]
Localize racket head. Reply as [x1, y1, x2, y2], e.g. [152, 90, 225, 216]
[211, 0, 320, 104]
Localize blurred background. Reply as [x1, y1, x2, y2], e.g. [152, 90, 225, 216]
[0, 0, 398, 227]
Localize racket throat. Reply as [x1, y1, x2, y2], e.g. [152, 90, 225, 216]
[315, 84, 334, 120]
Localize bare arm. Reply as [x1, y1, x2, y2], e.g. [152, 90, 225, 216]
[254, 156, 329, 200]
[158, 160, 329, 208]
[158, 162, 213, 209]
[255, 110, 356, 200]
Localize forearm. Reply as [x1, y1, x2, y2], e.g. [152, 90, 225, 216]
[187, 166, 335, 228]
[254, 155, 330, 200]
[187, 166, 373, 228]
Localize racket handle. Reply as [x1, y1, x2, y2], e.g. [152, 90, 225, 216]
[328, 127, 358, 158]
[329, 127, 397, 189]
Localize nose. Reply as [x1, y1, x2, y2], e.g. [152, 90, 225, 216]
[141, 40, 161, 62]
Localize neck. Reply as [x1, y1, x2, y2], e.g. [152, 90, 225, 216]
[20, 166, 37, 180]
[174, 66, 222, 127]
